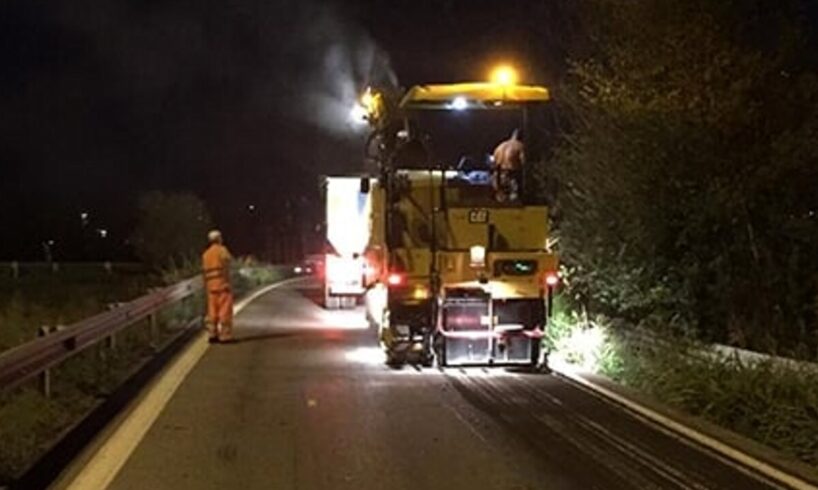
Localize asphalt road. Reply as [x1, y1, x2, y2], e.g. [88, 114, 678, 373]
[108, 280, 784, 490]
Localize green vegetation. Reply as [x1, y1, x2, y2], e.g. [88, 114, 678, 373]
[0, 266, 157, 351]
[540, 0, 818, 467]
[548, 302, 818, 467]
[608, 334, 818, 465]
[547, 0, 818, 356]
[544, 0, 818, 465]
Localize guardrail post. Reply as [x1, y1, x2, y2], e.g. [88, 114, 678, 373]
[149, 312, 159, 347]
[106, 302, 124, 350]
[11, 261, 19, 280]
[38, 326, 52, 398]
[179, 285, 194, 328]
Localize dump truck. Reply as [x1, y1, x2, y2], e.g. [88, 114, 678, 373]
[358, 74, 559, 367]
[322, 176, 371, 309]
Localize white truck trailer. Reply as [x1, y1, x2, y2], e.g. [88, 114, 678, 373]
[323, 176, 371, 309]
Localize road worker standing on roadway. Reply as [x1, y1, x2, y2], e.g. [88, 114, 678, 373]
[202, 229, 234, 343]
[492, 129, 525, 202]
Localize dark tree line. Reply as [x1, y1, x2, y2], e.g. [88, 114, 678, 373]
[549, 0, 818, 356]
[130, 192, 214, 271]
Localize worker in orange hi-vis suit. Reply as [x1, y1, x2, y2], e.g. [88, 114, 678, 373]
[202, 229, 234, 343]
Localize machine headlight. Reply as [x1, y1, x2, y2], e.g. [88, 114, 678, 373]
[470, 245, 486, 268]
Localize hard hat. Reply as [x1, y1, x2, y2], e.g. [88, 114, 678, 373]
[207, 229, 222, 242]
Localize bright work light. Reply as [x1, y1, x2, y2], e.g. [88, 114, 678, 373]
[349, 103, 368, 124]
[490, 65, 518, 86]
[451, 96, 468, 110]
[470, 245, 486, 268]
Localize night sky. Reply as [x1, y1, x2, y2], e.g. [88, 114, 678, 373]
[0, 0, 577, 260]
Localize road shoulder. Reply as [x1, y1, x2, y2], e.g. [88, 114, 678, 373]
[49, 278, 300, 490]
[551, 357, 818, 490]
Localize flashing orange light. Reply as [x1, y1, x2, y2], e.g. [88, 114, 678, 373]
[490, 65, 518, 86]
[412, 285, 430, 300]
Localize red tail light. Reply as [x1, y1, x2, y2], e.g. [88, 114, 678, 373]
[545, 272, 559, 287]
[387, 272, 405, 286]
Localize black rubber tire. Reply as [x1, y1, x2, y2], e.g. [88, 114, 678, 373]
[421, 353, 434, 368]
[530, 339, 542, 367]
[385, 350, 405, 367]
[435, 337, 447, 368]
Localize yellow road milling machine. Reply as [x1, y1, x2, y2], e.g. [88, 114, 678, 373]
[358, 68, 559, 367]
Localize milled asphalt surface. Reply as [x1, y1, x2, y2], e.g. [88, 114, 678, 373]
[108, 280, 784, 490]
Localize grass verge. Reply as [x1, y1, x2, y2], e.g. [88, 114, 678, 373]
[548, 299, 818, 467]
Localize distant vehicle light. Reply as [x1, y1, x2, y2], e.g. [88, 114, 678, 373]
[387, 273, 404, 286]
[294, 266, 303, 274]
[545, 272, 559, 287]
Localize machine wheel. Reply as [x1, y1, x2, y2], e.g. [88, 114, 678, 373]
[385, 350, 405, 367]
[418, 333, 434, 367]
[420, 352, 434, 368]
[434, 336, 447, 368]
[530, 339, 542, 368]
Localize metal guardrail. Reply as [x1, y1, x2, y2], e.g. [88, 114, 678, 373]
[618, 327, 818, 373]
[0, 261, 145, 278]
[0, 277, 202, 393]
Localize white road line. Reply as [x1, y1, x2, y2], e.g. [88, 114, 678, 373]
[551, 359, 815, 490]
[62, 277, 299, 490]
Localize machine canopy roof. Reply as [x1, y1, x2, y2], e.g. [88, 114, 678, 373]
[400, 82, 550, 110]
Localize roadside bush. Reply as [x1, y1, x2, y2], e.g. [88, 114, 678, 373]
[0, 389, 90, 481]
[608, 332, 818, 465]
[549, 0, 818, 356]
[0, 272, 157, 351]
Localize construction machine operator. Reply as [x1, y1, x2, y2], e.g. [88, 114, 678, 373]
[202, 229, 234, 343]
[492, 129, 525, 202]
